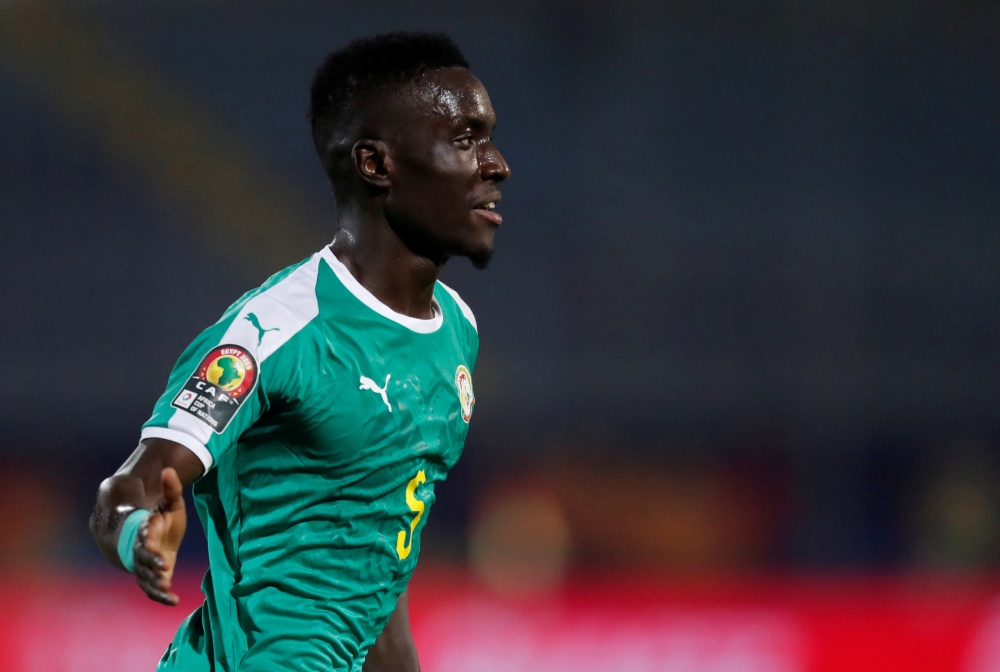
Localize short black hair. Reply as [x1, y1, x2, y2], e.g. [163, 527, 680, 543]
[309, 32, 469, 175]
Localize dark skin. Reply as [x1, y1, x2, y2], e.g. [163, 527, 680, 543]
[89, 66, 509, 671]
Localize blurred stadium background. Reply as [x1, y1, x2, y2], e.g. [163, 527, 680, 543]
[2, 1, 1000, 669]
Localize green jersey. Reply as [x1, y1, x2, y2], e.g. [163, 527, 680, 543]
[144, 247, 479, 672]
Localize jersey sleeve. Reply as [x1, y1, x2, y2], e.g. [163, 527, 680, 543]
[141, 253, 323, 472]
[140, 315, 268, 473]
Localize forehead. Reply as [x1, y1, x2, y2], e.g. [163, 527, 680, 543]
[402, 67, 494, 126]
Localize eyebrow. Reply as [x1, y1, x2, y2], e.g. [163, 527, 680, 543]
[462, 114, 495, 132]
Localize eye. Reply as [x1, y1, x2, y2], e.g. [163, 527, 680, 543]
[454, 135, 474, 148]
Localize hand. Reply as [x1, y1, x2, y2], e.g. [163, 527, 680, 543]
[133, 467, 187, 606]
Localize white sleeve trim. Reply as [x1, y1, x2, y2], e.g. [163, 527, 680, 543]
[225, 253, 323, 361]
[438, 281, 478, 332]
[140, 427, 214, 473]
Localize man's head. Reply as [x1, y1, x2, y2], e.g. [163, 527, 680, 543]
[310, 32, 510, 269]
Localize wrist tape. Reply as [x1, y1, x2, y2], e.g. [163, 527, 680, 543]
[118, 509, 150, 573]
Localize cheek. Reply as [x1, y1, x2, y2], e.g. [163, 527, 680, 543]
[389, 175, 463, 234]
[415, 161, 476, 212]
[390, 145, 479, 223]
[430, 152, 477, 193]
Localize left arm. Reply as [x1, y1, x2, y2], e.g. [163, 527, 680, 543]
[363, 589, 420, 672]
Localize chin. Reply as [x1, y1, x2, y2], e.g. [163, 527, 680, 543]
[468, 248, 493, 270]
[456, 230, 495, 270]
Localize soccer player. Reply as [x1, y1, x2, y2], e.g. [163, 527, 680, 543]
[89, 32, 510, 671]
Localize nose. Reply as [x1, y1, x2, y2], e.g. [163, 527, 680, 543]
[479, 143, 511, 183]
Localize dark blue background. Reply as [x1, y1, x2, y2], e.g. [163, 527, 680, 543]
[1, 0, 998, 569]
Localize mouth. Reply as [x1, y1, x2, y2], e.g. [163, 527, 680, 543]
[472, 198, 502, 225]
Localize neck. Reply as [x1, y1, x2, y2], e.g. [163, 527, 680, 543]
[330, 199, 443, 319]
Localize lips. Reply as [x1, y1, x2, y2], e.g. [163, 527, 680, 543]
[473, 204, 502, 225]
[472, 194, 502, 225]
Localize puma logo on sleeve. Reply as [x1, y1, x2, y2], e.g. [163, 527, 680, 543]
[245, 313, 280, 345]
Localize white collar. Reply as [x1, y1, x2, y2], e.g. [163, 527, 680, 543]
[320, 247, 443, 334]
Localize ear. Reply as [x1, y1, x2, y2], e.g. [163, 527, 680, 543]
[351, 139, 393, 189]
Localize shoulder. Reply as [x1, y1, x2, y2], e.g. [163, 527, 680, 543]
[217, 252, 324, 364]
[436, 281, 477, 334]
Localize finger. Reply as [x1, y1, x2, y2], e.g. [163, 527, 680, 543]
[136, 568, 178, 605]
[139, 579, 179, 606]
[134, 544, 171, 591]
[134, 544, 165, 571]
[135, 534, 173, 589]
[134, 558, 158, 583]
[136, 568, 170, 601]
[144, 512, 166, 554]
[133, 545, 164, 573]
[135, 562, 165, 590]
[161, 468, 183, 511]
[148, 566, 173, 593]
[133, 528, 164, 564]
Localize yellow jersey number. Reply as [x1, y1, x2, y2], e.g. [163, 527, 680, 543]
[396, 470, 426, 560]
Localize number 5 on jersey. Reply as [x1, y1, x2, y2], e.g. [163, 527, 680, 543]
[396, 470, 426, 560]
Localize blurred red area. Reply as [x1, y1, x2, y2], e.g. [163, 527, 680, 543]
[465, 452, 793, 593]
[1, 567, 998, 672]
[0, 468, 70, 569]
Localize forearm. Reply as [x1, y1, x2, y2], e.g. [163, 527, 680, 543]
[363, 589, 420, 672]
[89, 438, 203, 568]
[363, 634, 420, 672]
[89, 465, 157, 568]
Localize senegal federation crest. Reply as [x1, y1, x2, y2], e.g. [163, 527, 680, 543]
[455, 365, 475, 423]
